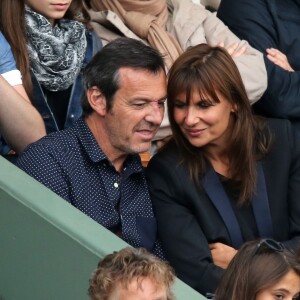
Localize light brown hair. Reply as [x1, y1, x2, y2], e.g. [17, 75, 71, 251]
[88, 247, 175, 300]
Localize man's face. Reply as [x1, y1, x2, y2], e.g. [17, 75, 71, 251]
[110, 277, 168, 300]
[103, 67, 166, 157]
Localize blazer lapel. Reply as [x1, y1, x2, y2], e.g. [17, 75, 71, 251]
[252, 162, 274, 238]
[201, 169, 243, 248]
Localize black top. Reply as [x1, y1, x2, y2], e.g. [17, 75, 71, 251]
[44, 87, 71, 130]
[220, 175, 259, 240]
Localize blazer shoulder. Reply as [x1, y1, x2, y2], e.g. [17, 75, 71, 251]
[263, 118, 296, 154]
[265, 118, 293, 138]
[148, 139, 181, 167]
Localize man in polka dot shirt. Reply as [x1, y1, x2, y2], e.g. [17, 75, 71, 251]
[17, 38, 167, 257]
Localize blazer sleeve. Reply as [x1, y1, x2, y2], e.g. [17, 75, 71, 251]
[284, 121, 300, 250]
[146, 151, 224, 295]
[218, 0, 300, 119]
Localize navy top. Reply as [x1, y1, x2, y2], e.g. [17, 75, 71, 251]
[218, 0, 300, 132]
[17, 118, 163, 257]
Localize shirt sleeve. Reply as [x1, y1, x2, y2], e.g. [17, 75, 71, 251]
[0, 32, 19, 76]
[2, 70, 22, 86]
[16, 142, 71, 202]
[218, 0, 300, 119]
[284, 121, 300, 250]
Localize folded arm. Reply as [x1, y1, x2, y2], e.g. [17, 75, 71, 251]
[218, 0, 300, 118]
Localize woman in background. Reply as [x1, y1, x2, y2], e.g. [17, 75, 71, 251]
[215, 239, 300, 300]
[146, 44, 300, 296]
[0, 0, 101, 142]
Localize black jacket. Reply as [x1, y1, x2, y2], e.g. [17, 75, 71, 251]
[146, 119, 300, 295]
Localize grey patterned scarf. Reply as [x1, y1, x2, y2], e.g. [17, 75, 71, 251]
[25, 6, 87, 91]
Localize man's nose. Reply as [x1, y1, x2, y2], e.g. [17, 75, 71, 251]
[145, 102, 165, 125]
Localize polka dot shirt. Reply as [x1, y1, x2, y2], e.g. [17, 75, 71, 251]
[17, 118, 164, 258]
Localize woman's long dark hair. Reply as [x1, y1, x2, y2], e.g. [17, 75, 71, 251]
[0, 0, 90, 97]
[167, 44, 271, 204]
[215, 240, 300, 300]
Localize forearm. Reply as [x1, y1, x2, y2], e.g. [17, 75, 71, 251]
[0, 75, 45, 153]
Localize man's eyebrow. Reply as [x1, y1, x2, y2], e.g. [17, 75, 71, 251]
[130, 95, 167, 102]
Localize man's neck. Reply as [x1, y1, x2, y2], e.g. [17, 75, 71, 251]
[85, 115, 127, 173]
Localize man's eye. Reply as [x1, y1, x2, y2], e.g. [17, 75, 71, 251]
[133, 102, 147, 107]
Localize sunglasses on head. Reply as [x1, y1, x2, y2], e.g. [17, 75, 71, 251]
[252, 238, 294, 256]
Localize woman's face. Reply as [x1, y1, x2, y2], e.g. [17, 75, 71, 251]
[173, 88, 236, 152]
[25, 0, 73, 26]
[256, 270, 300, 300]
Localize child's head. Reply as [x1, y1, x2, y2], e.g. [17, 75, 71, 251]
[88, 247, 175, 300]
[215, 239, 300, 300]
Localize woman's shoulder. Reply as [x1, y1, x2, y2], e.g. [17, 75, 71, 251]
[262, 117, 296, 150]
[264, 118, 294, 138]
[148, 139, 182, 169]
[264, 117, 292, 129]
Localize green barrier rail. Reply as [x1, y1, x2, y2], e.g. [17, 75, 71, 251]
[0, 156, 206, 300]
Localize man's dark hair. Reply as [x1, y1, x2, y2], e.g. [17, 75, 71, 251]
[81, 37, 165, 115]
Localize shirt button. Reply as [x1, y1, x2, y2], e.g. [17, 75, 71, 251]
[114, 182, 119, 188]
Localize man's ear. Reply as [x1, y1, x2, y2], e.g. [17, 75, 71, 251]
[86, 87, 107, 116]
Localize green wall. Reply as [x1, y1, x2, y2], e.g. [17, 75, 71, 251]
[0, 156, 205, 300]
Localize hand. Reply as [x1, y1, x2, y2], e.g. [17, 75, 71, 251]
[209, 242, 237, 269]
[218, 42, 246, 58]
[266, 48, 294, 72]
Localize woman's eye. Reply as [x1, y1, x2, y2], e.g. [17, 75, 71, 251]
[275, 294, 284, 299]
[174, 101, 186, 108]
[198, 101, 213, 108]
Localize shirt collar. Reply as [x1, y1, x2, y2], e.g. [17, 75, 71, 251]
[76, 118, 144, 174]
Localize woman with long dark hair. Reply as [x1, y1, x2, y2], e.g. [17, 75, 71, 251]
[146, 44, 300, 296]
[215, 239, 300, 300]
